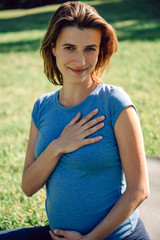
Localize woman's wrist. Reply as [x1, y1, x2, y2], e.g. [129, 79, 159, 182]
[50, 138, 65, 159]
[81, 235, 93, 240]
[83, 232, 98, 240]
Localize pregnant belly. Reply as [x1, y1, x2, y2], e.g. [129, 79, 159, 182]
[45, 166, 120, 234]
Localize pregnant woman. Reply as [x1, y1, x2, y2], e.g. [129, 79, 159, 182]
[0, 1, 150, 240]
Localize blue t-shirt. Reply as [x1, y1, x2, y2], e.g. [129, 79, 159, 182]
[32, 83, 139, 239]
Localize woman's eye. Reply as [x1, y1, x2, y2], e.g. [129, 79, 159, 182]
[65, 46, 74, 50]
[86, 48, 96, 52]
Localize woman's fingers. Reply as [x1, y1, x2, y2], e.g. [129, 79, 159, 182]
[57, 109, 105, 153]
[49, 229, 83, 240]
[82, 115, 105, 131]
[78, 109, 99, 126]
[49, 230, 65, 239]
[68, 112, 81, 126]
[83, 122, 104, 138]
[68, 109, 105, 130]
[83, 135, 102, 145]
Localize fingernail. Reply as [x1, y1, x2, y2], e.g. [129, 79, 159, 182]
[94, 109, 98, 113]
[100, 116, 105, 120]
[98, 136, 102, 140]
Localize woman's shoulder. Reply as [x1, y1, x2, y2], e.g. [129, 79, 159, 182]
[37, 90, 58, 104]
[32, 90, 59, 115]
[101, 83, 125, 93]
[33, 89, 59, 109]
[31, 90, 59, 128]
[100, 83, 129, 101]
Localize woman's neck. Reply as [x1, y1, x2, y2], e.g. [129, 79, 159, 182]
[59, 80, 100, 107]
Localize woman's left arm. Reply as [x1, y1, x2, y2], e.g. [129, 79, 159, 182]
[50, 106, 150, 240]
[85, 106, 150, 240]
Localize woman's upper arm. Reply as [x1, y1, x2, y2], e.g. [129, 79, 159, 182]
[114, 106, 149, 191]
[23, 120, 39, 172]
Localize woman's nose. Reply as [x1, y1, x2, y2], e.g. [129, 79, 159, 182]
[74, 51, 86, 66]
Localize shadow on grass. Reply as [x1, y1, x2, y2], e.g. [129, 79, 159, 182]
[0, 0, 160, 53]
[0, 39, 42, 53]
[0, 11, 54, 33]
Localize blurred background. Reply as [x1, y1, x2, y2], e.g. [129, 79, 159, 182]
[0, 0, 72, 9]
[0, 0, 98, 9]
[0, 0, 160, 239]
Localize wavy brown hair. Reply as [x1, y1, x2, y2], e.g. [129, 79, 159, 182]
[40, 1, 118, 85]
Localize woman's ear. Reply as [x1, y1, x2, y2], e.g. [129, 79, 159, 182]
[51, 42, 56, 56]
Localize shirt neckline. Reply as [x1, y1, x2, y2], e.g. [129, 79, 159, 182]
[55, 82, 103, 112]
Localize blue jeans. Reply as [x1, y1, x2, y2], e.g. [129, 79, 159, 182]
[0, 218, 150, 240]
[0, 225, 52, 240]
[123, 218, 150, 240]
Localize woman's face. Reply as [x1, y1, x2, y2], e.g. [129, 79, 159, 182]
[52, 26, 101, 85]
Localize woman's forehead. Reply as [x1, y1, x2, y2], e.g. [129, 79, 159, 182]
[56, 26, 101, 46]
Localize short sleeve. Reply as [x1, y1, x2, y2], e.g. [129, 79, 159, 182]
[31, 99, 40, 129]
[107, 87, 137, 128]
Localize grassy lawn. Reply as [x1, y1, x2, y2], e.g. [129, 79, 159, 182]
[0, 0, 160, 230]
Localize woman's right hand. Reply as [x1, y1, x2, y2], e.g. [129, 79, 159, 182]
[21, 109, 105, 196]
[54, 109, 105, 154]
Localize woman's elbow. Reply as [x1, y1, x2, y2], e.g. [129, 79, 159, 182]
[136, 184, 150, 203]
[142, 185, 150, 200]
[21, 180, 34, 197]
[127, 184, 150, 204]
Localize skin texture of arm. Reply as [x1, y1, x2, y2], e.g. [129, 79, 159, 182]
[21, 109, 105, 197]
[21, 120, 62, 197]
[49, 106, 149, 240]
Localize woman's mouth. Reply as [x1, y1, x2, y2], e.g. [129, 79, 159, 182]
[68, 67, 87, 74]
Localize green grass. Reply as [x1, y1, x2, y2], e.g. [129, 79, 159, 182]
[0, 0, 160, 230]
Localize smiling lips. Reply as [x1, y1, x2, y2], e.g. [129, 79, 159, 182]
[68, 67, 88, 74]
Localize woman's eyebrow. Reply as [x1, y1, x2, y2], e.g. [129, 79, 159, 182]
[86, 44, 98, 48]
[63, 43, 75, 47]
[62, 44, 98, 48]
